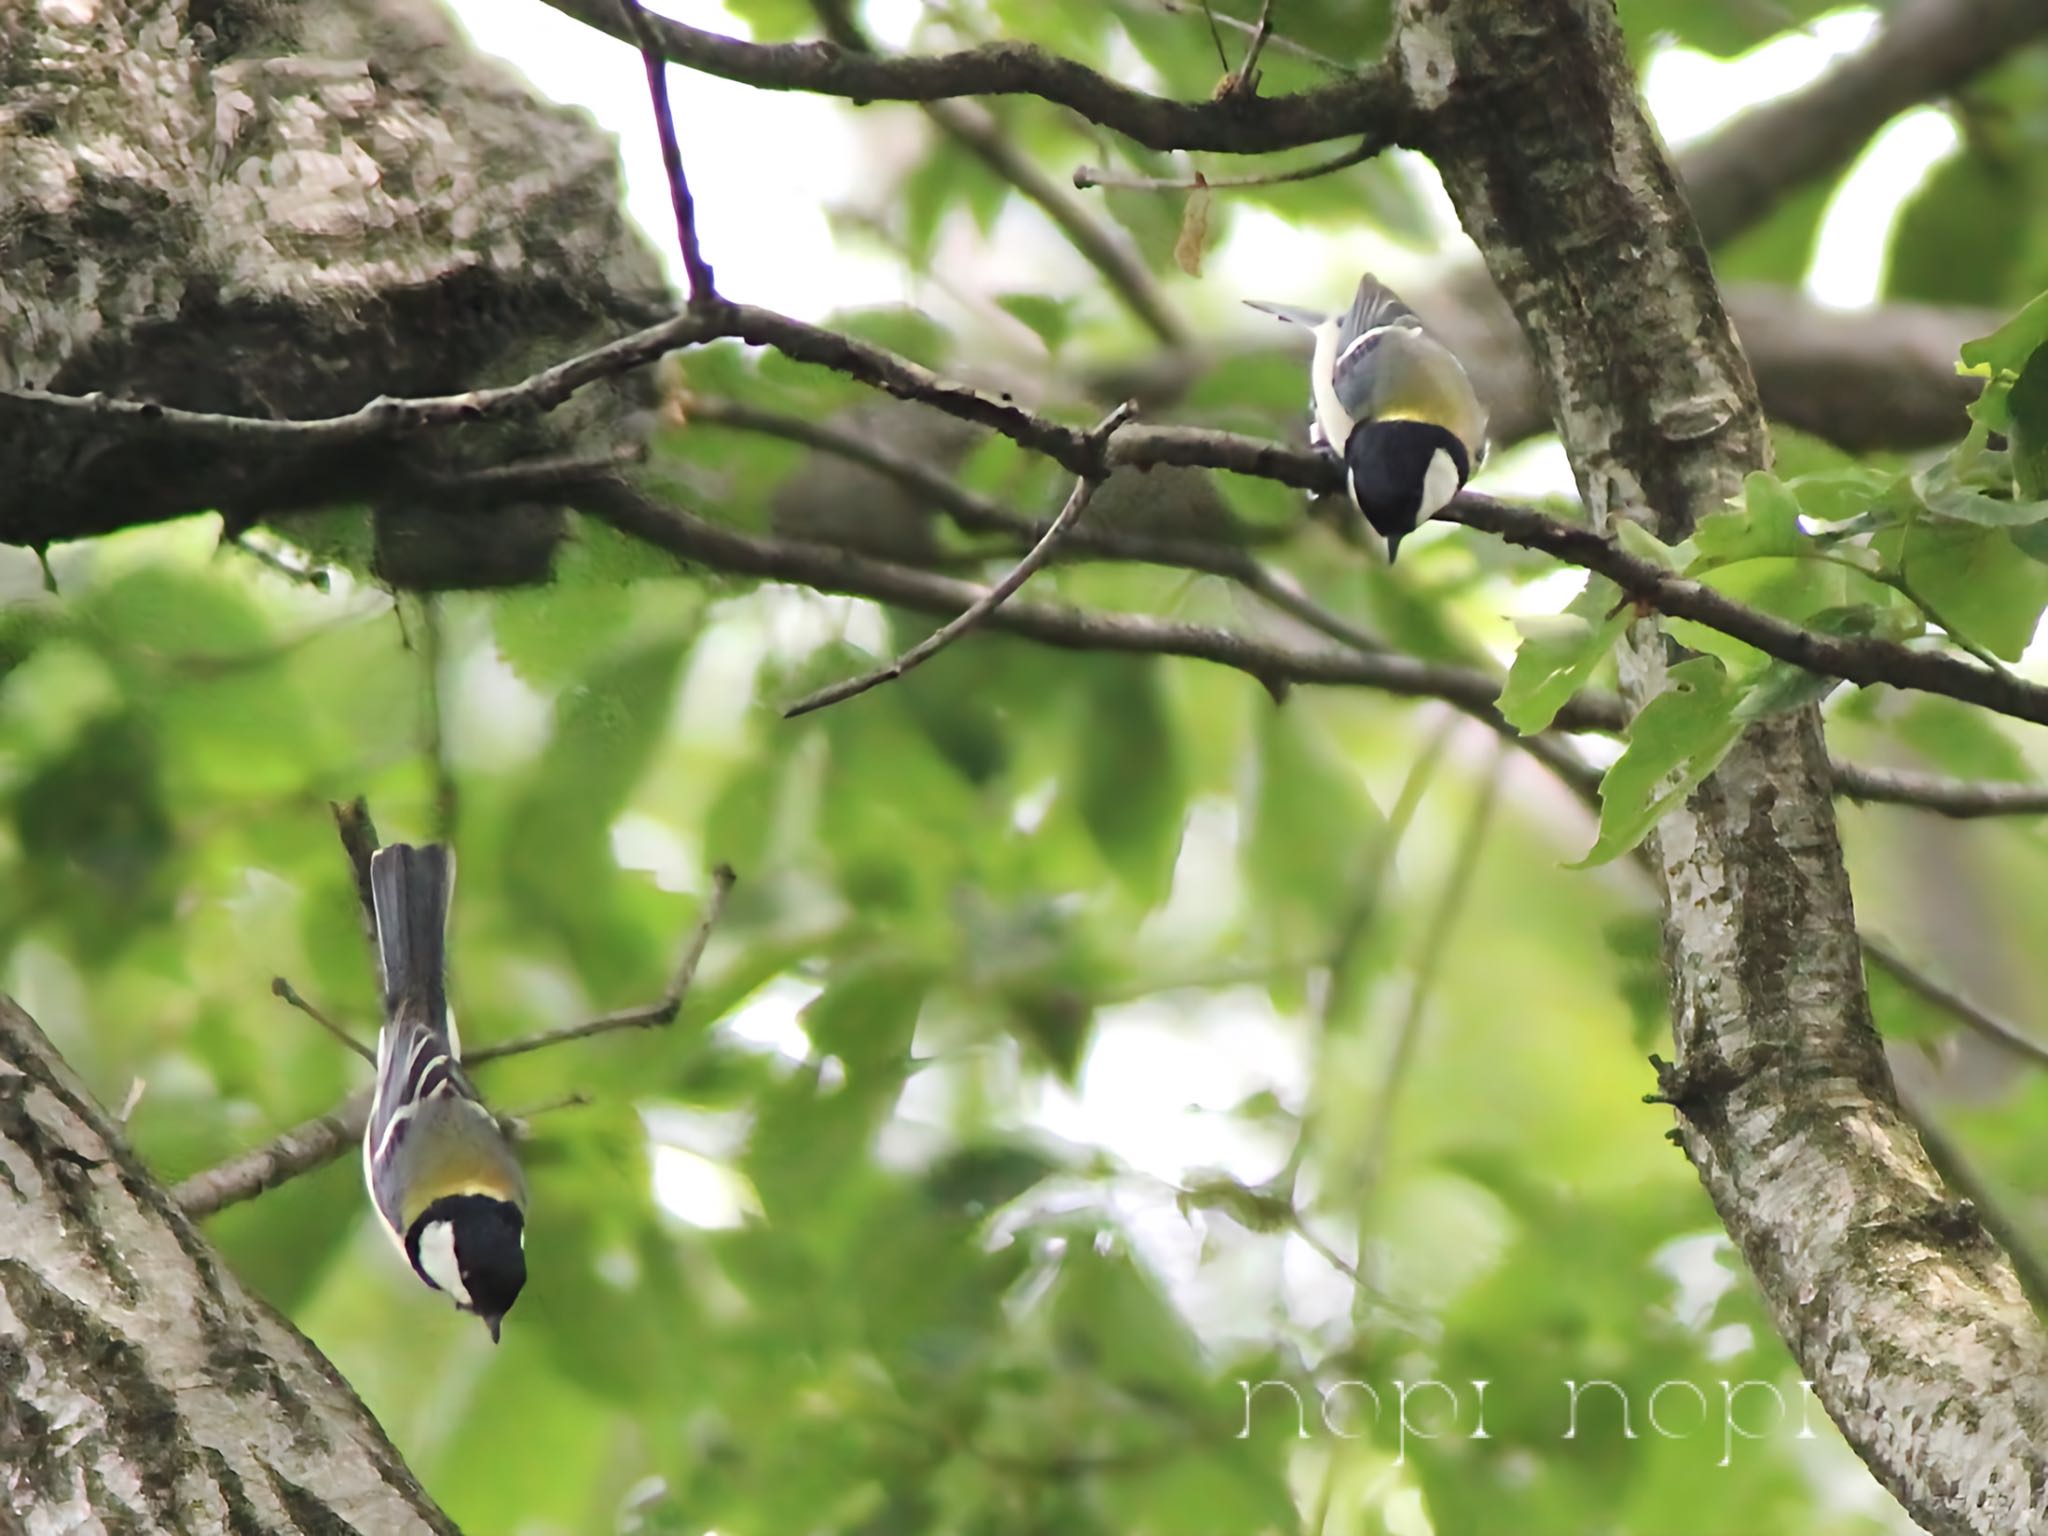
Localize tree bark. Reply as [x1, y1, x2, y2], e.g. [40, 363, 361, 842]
[1399, 2, 2048, 1530]
[0, 998, 455, 1533]
[0, 0, 667, 584]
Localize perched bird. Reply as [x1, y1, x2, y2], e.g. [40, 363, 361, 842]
[1247, 275, 1488, 561]
[364, 843, 527, 1342]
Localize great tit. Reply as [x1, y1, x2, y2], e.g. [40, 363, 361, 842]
[1247, 275, 1488, 561]
[364, 843, 527, 1342]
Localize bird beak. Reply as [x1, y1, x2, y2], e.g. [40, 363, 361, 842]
[1242, 299, 1325, 327]
[1385, 532, 1406, 564]
[484, 1313, 503, 1344]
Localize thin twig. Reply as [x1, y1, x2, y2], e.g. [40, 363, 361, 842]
[807, 0, 1186, 350]
[781, 402, 1139, 719]
[1142, 0, 1343, 69]
[116, 1078, 147, 1125]
[1221, 0, 1275, 98]
[465, 863, 738, 1064]
[1074, 137, 1376, 192]
[331, 797, 381, 949]
[1270, 714, 1461, 1214]
[497, 1090, 596, 1143]
[1197, 0, 1232, 71]
[272, 976, 376, 1064]
[616, 0, 717, 303]
[685, 394, 1387, 655]
[181, 865, 739, 1218]
[227, 532, 331, 591]
[1863, 936, 2048, 1071]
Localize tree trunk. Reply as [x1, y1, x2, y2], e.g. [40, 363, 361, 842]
[1400, 1, 2048, 1529]
[0, 998, 455, 1533]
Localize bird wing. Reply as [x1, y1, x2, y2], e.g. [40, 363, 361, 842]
[1335, 275, 1419, 352]
[366, 1012, 490, 1233]
[1332, 276, 1425, 422]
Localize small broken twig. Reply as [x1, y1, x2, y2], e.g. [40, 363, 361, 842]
[782, 402, 1139, 719]
[1074, 137, 1377, 193]
[272, 976, 376, 1064]
[466, 863, 739, 1064]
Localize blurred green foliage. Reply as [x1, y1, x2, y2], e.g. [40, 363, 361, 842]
[7, 2, 2048, 1533]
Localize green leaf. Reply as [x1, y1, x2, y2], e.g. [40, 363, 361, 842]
[1962, 291, 2048, 431]
[1242, 701, 1381, 933]
[1691, 473, 1806, 566]
[1576, 658, 1744, 868]
[1614, 518, 1687, 571]
[1070, 660, 1186, 906]
[1960, 292, 2048, 377]
[2009, 345, 2048, 501]
[1899, 518, 2048, 661]
[1784, 466, 1906, 527]
[1497, 576, 1630, 733]
[1732, 659, 1839, 721]
[994, 292, 1077, 351]
[801, 962, 931, 1080]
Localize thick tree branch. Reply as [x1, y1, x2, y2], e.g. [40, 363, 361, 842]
[533, 0, 1408, 153]
[0, 998, 454, 1531]
[575, 473, 1619, 727]
[11, 283, 2045, 730]
[1833, 763, 2048, 818]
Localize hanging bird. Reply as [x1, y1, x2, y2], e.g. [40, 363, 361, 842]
[1247, 275, 1488, 562]
[363, 842, 528, 1342]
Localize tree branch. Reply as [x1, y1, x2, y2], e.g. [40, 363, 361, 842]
[1864, 937, 2048, 1072]
[13, 285, 2048, 731]
[1833, 762, 2048, 818]
[1074, 137, 1377, 192]
[1448, 492, 2048, 730]
[618, 0, 719, 303]
[807, 0, 1187, 346]
[571, 472, 1622, 728]
[177, 866, 738, 1219]
[532, 0, 1407, 153]
[1680, 0, 2048, 248]
[783, 401, 1137, 717]
[0, 998, 456, 1530]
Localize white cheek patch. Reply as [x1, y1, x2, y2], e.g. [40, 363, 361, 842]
[1418, 448, 1463, 521]
[417, 1220, 473, 1309]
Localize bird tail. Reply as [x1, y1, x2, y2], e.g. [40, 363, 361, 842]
[370, 843, 453, 1033]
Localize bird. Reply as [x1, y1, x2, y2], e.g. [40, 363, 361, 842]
[363, 842, 527, 1342]
[1246, 275, 1488, 562]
